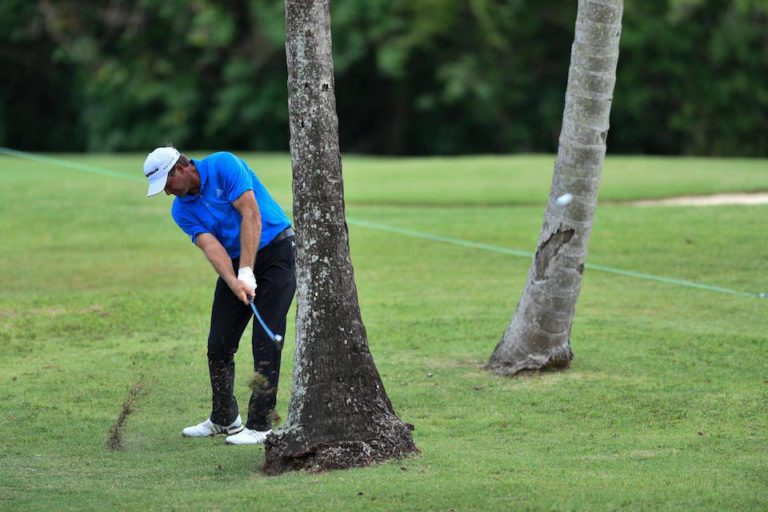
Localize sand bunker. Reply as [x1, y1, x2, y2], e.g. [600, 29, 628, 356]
[632, 193, 768, 206]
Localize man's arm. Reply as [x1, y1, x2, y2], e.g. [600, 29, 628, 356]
[195, 233, 253, 305]
[232, 190, 262, 273]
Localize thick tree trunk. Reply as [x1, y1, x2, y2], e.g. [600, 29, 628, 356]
[486, 0, 623, 376]
[263, 0, 417, 474]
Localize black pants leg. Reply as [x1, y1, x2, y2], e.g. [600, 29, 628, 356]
[247, 237, 296, 430]
[207, 279, 252, 426]
[206, 235, 296, 429]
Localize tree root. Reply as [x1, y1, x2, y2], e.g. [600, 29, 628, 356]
[262, 422, 418, 475]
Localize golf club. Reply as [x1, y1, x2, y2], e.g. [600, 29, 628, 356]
[249, 298, 283, 346]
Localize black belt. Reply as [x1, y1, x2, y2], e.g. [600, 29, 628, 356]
[269, 227, 294, 246]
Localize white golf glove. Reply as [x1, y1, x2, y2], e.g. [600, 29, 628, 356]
[237, 267, 257, 297]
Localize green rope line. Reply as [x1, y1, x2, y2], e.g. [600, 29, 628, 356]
[344, 218, 762, 299]
[0, 146, 143, 182]
[345, 218, 535, 259]
[2, 146, 764, 299]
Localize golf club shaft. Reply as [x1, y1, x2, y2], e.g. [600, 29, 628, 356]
[249, 299, 282, 345]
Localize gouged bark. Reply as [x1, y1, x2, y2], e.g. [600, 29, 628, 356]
[263, 0, 417, 474]
[486, 0, 623, 376]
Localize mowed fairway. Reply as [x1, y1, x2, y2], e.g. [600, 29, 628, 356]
[1, 153, 766, 511]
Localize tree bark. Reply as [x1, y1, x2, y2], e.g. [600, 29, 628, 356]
[486, 0, 624, 376]
[263, 0, 418, 474]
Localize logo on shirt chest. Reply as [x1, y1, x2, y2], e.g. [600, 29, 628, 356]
[216, 188, 225, 198]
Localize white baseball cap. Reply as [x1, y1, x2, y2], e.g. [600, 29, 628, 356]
[143, 147, 180, 197]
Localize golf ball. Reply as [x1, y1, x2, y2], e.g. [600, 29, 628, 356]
[555, 193, 573, 206]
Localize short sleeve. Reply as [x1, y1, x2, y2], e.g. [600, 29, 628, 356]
[217, 153, 253, 203]
[171, 202, 208, 245]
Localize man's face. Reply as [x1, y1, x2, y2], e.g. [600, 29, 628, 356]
[164, 166, 190, 196]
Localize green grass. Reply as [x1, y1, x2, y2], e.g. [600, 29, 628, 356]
[0, 153, 766, 511]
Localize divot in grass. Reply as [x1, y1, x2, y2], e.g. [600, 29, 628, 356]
[106, 377, 145, 451]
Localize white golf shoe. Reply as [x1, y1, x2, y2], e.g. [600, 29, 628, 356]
[182, 415, 244, 437]
[225, 428, 272, 445]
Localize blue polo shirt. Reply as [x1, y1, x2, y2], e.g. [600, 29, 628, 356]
[171, 152, 291, 259]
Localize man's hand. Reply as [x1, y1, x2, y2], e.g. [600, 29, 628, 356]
[237, 267, 257, 297]
[228, 276, 255, 305]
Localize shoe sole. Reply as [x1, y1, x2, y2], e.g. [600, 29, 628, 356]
[181, 425, 245, 437]
[224, 437, 266, 446]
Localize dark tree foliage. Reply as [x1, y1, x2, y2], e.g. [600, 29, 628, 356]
[0, 0, 83, 150]
[614, 0, 768, 155]
[1, 0, 766, 155]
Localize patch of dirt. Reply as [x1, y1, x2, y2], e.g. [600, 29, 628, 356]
[632, 192, 768, 206]
[106, 378, 145, 451]
[80, 304, 110, 317]
[581, 448, 681, 461]
[30, 307, 66, 317]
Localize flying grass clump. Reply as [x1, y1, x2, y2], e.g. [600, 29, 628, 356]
[248, 372, 271, 393]
[106, 378, 145, 451]
[247, 372, 281, 425]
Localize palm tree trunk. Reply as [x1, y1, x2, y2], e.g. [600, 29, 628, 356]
[486, 0, 624, 376]
[263, 0, 418, 474]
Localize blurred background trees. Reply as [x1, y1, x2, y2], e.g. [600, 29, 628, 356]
[1, 0, 766, 155]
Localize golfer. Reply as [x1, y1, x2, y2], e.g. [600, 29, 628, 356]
[143, 147, 296, 445]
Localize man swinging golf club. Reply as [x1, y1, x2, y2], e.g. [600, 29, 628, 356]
[143, 146, 296, 445]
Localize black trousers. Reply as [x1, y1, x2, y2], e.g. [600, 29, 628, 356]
[207, 234, 296, 431]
